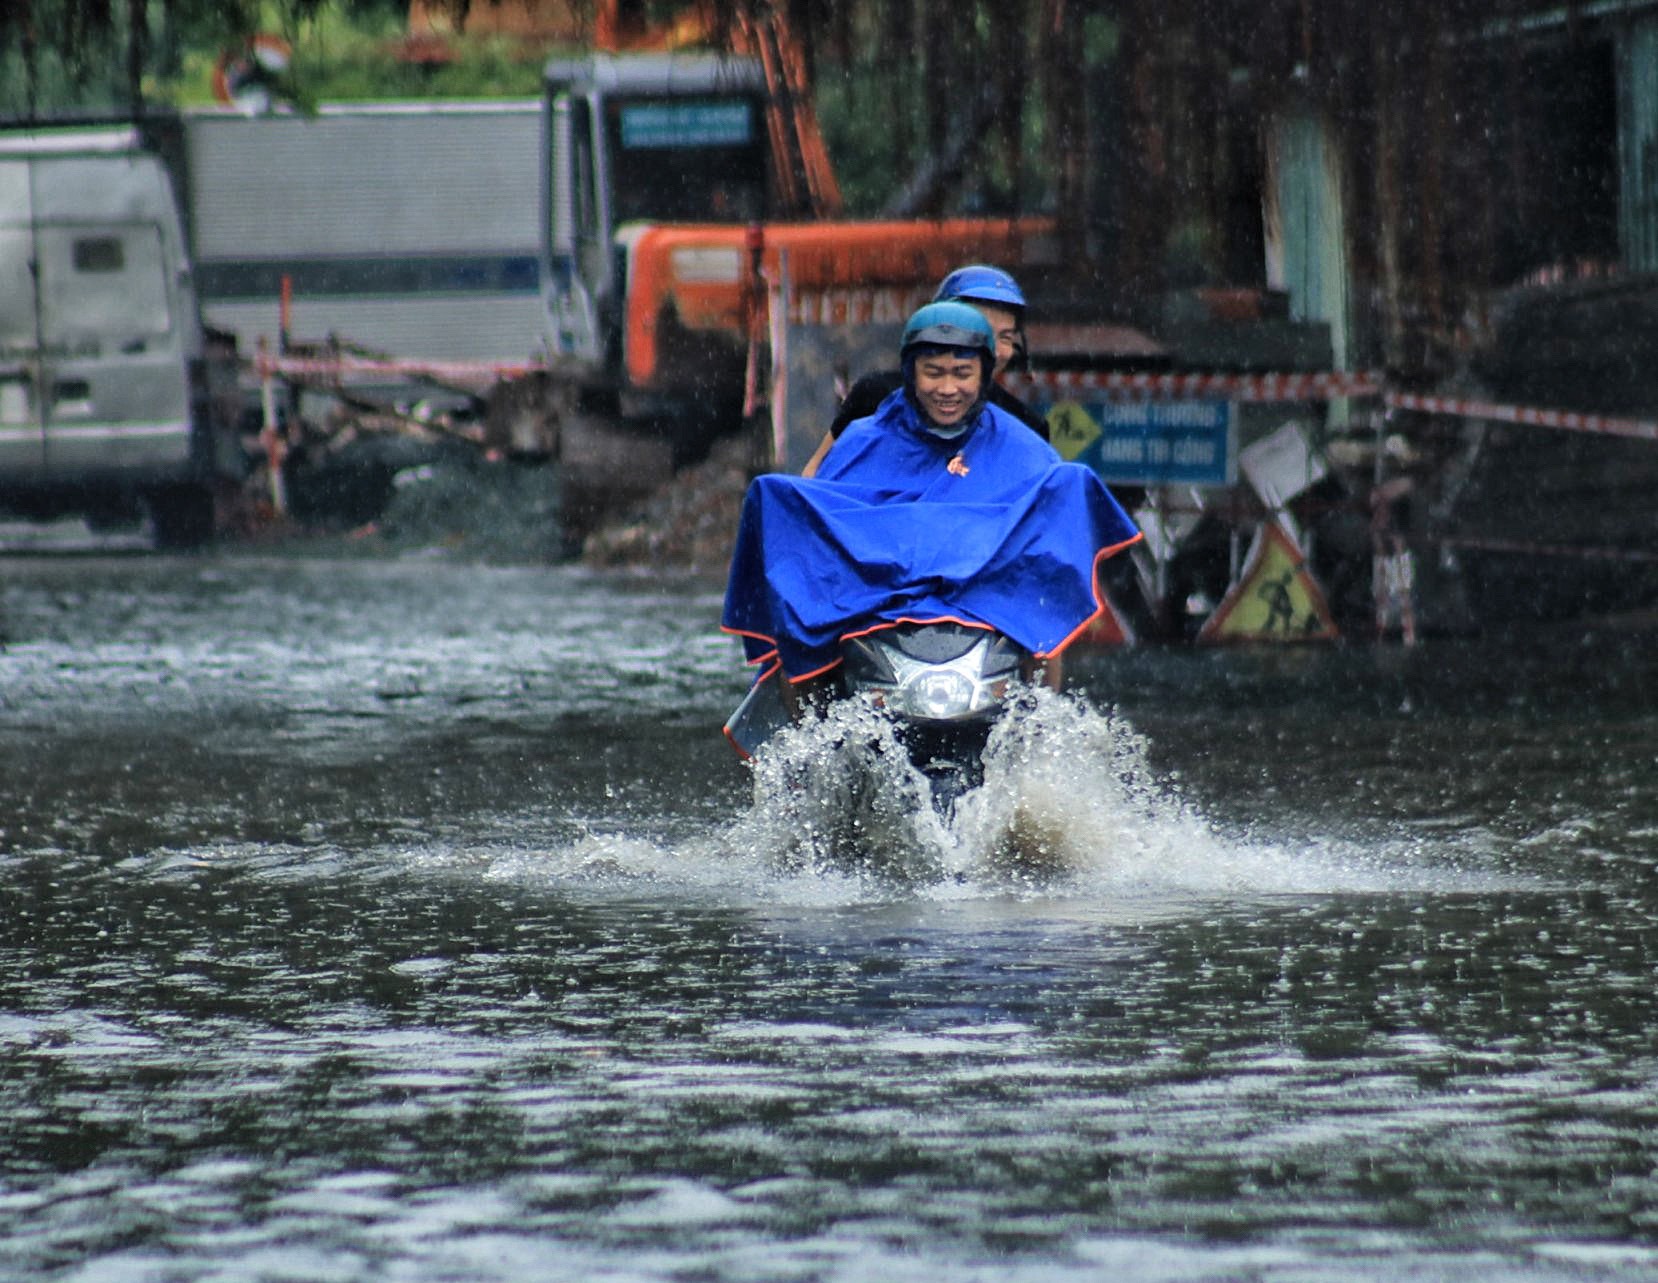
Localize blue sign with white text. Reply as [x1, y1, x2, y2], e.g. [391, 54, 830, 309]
[620, 101, 753, 149]
[1033, 397, 1237, 487]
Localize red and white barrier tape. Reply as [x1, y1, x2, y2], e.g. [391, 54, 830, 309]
[251, 350, 1658, 446]
[1382, 391, 1658, 443]
[1006, 369, 1385, 401]
[1009, 368, 1658, 443]
[788, 286, 935, 326]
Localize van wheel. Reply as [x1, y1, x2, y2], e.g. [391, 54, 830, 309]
[146, 483, 217, 549]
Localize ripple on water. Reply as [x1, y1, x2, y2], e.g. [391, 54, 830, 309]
[4, 561, 1657, 1283]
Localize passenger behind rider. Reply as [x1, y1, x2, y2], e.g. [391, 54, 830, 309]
[799, 263, 1046, 478]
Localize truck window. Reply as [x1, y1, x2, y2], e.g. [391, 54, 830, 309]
[73, 236, 125, 273]
[37, 224, 172, 345]
[604, 95, 768, 224]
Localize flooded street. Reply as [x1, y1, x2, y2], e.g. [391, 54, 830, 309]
[3, 549, 1658, 1282]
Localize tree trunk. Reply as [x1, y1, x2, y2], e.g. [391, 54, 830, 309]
[127, 0, 147, 115]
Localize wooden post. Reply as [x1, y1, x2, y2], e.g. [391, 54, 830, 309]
[257, 336, 287, 517]
[1372, 18, 1407, 373]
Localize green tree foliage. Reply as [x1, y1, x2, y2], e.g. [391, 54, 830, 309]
[5, 0, 1108, 227]
[0, 0, 460, 116]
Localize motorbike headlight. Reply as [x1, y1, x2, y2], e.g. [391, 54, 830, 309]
[842, 627, 1022, 724]
[898, 669, 978, 720]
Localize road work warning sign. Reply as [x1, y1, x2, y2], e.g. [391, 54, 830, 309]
[1198, 522, 1339, 643]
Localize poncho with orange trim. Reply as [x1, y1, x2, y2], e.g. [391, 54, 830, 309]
[722, 390, 1141, 681]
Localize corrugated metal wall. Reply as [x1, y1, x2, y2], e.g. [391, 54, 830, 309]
[185, 102, 541, 258]
[1263, 108, 1351, 372]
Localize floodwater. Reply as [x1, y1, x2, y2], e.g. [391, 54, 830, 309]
[3, 548, 1658, 1282]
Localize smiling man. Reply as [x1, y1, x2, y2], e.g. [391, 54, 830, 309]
[897, 303, 993, 434]
[910, 345, 983, 433]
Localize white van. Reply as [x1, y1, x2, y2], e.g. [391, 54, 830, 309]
[0, 122, 243, 546]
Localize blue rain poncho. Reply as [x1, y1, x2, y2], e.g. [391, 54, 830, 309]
[722, 390, 1142, 681]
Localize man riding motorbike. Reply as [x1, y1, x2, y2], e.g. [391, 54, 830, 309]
[722, 301, 1142, 743]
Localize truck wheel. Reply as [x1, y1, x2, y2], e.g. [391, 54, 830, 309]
[146, 483, 217, 549]
[85, 495, 144, 533]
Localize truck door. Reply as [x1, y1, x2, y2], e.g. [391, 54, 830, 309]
[0, 178, 44, 475]
[34, 217, 187, 479]
[546, 92, 607, 364]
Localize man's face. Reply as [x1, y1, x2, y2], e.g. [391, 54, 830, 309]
[969, 303, 1020, 376]
[912, 353, 983, 428]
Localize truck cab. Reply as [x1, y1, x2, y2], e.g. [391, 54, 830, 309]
[533, 47, 1051, 523]
[0, 122, 243, 545]
[541, 52, 771, 411]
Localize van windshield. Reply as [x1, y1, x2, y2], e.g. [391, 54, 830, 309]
[37, 223, 172, 347]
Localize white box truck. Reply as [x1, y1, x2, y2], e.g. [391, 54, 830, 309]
[178, 101, 544, 368]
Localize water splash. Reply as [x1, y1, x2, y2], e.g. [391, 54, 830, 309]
[149, 692, 1489, 906]
[738, 699, 954, 887]
[700, 687, 1464, 901]
[106, 682, 1492, 915]
[954, 688, 1227, 888]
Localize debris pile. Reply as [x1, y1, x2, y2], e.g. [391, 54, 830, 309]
[370, 453, 569, 562]
[580, 435, 752, 577]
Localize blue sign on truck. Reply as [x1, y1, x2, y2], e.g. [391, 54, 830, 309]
[1033, 396, 1237, 488]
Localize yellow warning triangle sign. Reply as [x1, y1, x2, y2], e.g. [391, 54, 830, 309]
[1197, 522, 1339, 643]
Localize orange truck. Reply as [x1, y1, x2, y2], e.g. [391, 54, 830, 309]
[525, 48, 1053, 525]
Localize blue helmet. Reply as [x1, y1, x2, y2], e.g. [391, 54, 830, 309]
[934, 264, 1026, 313]
[900, 300, 997, 371]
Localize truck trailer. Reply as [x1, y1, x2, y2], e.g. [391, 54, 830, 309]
[179, 100, 544, 367]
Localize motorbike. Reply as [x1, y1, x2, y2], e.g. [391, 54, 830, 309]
[725, 620, 1029, 817]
